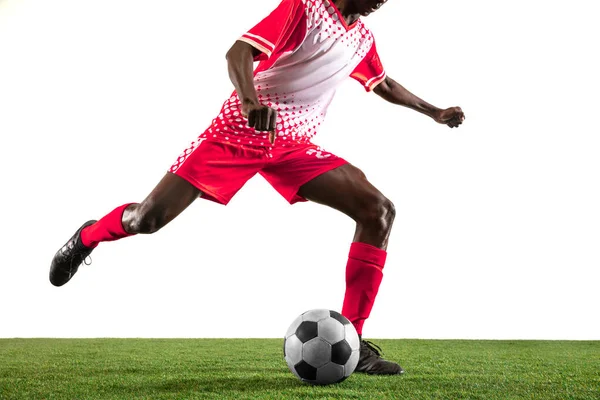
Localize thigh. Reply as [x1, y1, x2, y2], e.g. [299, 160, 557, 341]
[171, 139, 266, 205]
[135, 172, 202, 221]
[297, 163, 386, 220]
[260, 144, 348, 204]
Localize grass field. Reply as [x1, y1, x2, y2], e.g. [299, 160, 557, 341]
[0, 339, 598, 399]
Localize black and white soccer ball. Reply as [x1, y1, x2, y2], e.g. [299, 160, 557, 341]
[283, 309, 360, 385]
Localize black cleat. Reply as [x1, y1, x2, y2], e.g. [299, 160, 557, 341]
[355, 340, 405, 375]
[49, 220, 97, 287]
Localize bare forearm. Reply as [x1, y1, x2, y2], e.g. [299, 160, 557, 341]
[374, 76, 441, 119]
[226, 41, 260, 107]
[225, 41, 278, 139]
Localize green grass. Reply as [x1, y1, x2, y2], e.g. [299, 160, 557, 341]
[0, 339, 598, 399]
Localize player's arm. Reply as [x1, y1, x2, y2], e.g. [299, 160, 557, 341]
[226, 41, 277, 141]
[224, 0, 303, 143]
[373, 76, 465, 128]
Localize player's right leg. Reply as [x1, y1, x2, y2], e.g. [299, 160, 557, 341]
[49, 173, 201, 287]
[49, 138, 265, 287]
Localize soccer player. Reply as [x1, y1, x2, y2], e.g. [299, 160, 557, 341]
[50, 0, 464, 375]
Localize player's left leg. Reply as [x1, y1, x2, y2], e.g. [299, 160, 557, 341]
[261, 145, 402, 375]
[297, 163, 403, 375]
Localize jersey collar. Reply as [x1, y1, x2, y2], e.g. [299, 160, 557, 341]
[325, 0, 361, 31]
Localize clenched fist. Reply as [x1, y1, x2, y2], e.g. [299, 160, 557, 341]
[434, 107, 465, 128]
[241, 101, 278, 144]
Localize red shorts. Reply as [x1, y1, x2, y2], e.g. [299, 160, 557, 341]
[169, 140, 348, 205]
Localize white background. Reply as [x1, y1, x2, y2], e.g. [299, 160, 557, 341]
[1, 0, 598, 340]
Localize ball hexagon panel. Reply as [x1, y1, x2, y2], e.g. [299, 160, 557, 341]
[344, 350, 360, 377]
[317, 362, 345, 384]
[331, 340, 352, 365]
[302, 309, 330, 322]
[317, 317, 345, 344]
[284, 334, 303, 367]
[296, 321, 319, 343]
[285, 314, 303, 339]
[303, 337, 331, 368]
[344, 323, 360, 351]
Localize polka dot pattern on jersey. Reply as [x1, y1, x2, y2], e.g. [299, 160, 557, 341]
[195, 0, 379, 150]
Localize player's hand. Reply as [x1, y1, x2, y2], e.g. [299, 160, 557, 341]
[434, 107, 465, 128]
[242, 101, 278, 144]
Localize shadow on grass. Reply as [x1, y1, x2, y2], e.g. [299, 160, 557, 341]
[110, 375, 307, 396]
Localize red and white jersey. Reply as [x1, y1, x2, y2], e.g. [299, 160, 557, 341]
[201, 0, 386, 148]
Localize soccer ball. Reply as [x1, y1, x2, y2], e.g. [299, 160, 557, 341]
[283, 309, 360, 385]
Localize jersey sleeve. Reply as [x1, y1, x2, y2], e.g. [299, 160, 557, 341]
[350, 41, 386, 92]
[238, 0, 305, 61]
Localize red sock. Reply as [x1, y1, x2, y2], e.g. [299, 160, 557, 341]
[341, 242, 387, 336]
[80, 203, 136, 248]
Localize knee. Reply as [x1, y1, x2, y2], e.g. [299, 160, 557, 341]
[124, 203, 168, 234]
[356, 196, 396, 234]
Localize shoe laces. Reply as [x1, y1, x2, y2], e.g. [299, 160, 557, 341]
[60, 239, 74, 253]
[361, 340, 384, 357]
[60, 239, 93, 266]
